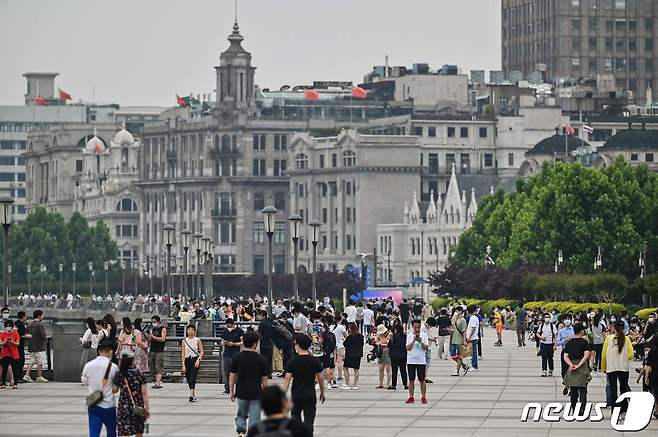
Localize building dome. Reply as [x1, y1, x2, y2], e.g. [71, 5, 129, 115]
[526, 133, 589, 156]
[112, 124, 134, 146]
[85, 133, 106, 154]
[599, 126, 658, 150]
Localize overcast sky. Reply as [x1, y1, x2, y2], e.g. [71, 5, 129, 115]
[0, 0, 501, 107]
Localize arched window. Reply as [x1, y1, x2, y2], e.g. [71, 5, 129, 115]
[295, 153, 308, 169]
[116, 198, 138, 212]
[221, 134, 231, 152]
[214, 135, 220, 149]
[342, 150, 356, 167]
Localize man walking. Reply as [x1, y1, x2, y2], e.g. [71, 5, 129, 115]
[257, 310, 274, 379]
[465, 305, 480, 371]
[246, 386, 312, 437]
[283, 334, 325, 434]
[24, 310, 48, 383]
[220, 318, 244, 394]
[14, 311, 28, 381]
[82, 339, 119, 437]
[405, 319, 429, 404]
[515, 303, 528, 347]
[449, 307, 469, 376]
[230, 331, 269, 437]
[147, 315, 167, 389]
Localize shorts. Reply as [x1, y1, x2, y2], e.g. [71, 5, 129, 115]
[149, 351, 164, 374]
[496, 324, 504, 334]
[335, 348, 345, 366]
[407, 364, 426, 381]
[321, 354, 335, 370]
[378, 349, 391, 365]
[344, 356, 361, 370]
[449, 344, 460, 357]
[28, 351, 46, 366]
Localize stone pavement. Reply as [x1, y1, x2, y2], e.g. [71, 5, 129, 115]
[1, 328, 656, 436]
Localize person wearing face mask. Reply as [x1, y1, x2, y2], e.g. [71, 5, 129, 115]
[0, 320, 20, 389]
[220, 318, 244, 395]
[536, 313, 557, 377]
[557, 317, 575, 394]
[0, 307, 9, 321]
[146, 315, 167, 390]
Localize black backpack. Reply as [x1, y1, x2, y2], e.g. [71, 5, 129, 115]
[272, 320, 294, 343]
[255, 419, 293, 437]
[323, 329, 336, 354]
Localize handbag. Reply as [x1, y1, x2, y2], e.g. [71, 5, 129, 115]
[86, 360, 113, 407]
[459, 342, 473, 358]
[124, 377, 147, 419]
[82, 340, 92, 349]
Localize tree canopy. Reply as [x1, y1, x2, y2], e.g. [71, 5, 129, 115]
[452, 158, 658, 278]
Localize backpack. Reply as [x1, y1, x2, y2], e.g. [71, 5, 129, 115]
[272, 321, 293, 343]
[323, 329, 336, 355]
[255, 419, 293, 437]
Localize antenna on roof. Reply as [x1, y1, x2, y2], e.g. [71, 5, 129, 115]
[235, 0, 238, 23]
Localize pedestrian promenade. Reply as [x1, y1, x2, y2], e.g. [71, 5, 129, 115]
[1, 329, 655, 436]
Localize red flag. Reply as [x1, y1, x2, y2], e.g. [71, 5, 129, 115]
[94, 141, 103, 154]
[304, 89, 320, 101]
[58, 88, 72, 101]
[566, 125, 575, 136]
[34, 95, 48, 106]
[351, 86, 368, 99]
[176, 95, 188, 107]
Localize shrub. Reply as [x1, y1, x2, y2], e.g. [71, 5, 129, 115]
[634, 308, 657, 319]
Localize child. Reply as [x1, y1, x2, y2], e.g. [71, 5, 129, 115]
[0, 320, 21, 389]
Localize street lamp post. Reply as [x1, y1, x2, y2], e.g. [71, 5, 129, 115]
[263, 206, 277, 317]
[58, 263, 63, 295]
[555, 249, 563, 273]
[388, 249, 392, 282]
[202, 237, 211, 299]
[148, 260, 153, 295]
[72, 263, 76, 294]
[88, 262, 93, 295]
[194, 233, 203, 300]
[0, 194, 14, 306]
[104, 261, 109, 296]
[207, 239, 215, 299]
[27, 264, 31, 295]
[594, 245, 603, 271]
[640, 241, 647, 306]
[120, 261, 126, 295]
[288, 214, 302, 302]
[7, 265, 11, 299]
[181, 230, 191, 302]
[39, 264, 45, 294]
[164, 224, 175, 296]
[309, 219, 321, 309]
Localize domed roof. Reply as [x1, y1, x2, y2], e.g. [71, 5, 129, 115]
[526, 133, 589, 156]
[112, 123, 134, 146]
[599, 126, 658, 150]
[85, 129, 106, 154]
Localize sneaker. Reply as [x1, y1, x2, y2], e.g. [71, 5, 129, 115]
[35, 377, 48, 383]
[541, 370, 547, 377]
[238, 433, 245, 437]
[451, 371, 460, 376]
[425, 379, 434, 384]
[340, 384, 350, 390]
[11, 385, 17, 389]
[563, 387, 569, 396]
[351, 386, 359, 390]
[222, 389, 230, 395]
[386, 385, 396, 390]
[462, 365, 470, 375]
[405, 396, 415, 404]
[421, 397, 428, 404]
[188, 396, 194, 402]
[403, 385, 408, 390]
[0, 385, 5, 389]
[22, 375, 33, 383]
[548, 370, 553, 377]
[331, 382, 338, 389]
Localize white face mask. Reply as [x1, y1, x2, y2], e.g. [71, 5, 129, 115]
[5, 327, 12, 332]
[1, 313, 8, 319]
[648, 317, 655, 323]
[544, 317, 550, 323]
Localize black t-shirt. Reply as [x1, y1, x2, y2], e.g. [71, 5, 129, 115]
[564, 337, 591, 361]
[247, 418, 312, 437]
[230, 351, 268, 400]
[150, 326, 166, 353]
[399, 303, 410, 320]
[646, 346, 658, 386]
[285, 354, 322, 401]
[436, 316, 451, 336]
[221, 327, 244, 358]
[343, 333, 364, 358]
[15, 319, 26, 348]
[258, 319, 274, 349]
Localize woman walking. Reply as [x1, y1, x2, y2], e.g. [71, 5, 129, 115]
[181, 324, 203, 402]
[602, 320, 634, 410]
[80, 317, 100, 371]
[562, 323, 592, 415]
[537, 313, 557, 377]
[342, 322, 364, 390]
[132, 319, 149, 374]
[117, 318, 146, 358]
[375, 324, 392, 389]
[389, 323, 408, 390]
[590, 313, 606, 371]
[113, 350, 150, 437]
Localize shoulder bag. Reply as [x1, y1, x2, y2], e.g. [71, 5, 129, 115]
[86, 360, 112, 407]
[123, 376, 147, 419]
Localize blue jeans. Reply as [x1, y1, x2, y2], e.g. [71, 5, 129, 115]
[235, 398, 261, 434]
[471, 340, 479, 369]
[87, 406, 116, 437]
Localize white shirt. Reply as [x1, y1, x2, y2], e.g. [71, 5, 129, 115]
[406, 332, 429, 365]
[81, 328, 101, 349]
[539, 322, 556, 344]
[331, 324, 347, 349]
[467, 315, 480, 340]
[363, 308, 375, 326]
[293, 313, 310, 333]
[81, 356, 119, 409]
[345, 306, 357, 323]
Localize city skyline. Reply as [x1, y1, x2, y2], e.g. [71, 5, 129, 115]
[0, 0, 501, 106]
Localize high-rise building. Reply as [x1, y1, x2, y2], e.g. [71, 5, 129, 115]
[501, 0, 658, 104]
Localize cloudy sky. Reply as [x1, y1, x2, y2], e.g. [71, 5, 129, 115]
[0, 0, 501, 106]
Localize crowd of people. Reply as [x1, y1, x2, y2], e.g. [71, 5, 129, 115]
[1, 296, 658, 436]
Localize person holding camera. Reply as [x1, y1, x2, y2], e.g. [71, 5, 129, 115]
[405, 319, 429, 404]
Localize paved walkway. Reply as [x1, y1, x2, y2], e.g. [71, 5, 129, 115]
[1, 328, 656, 436]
